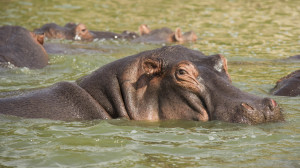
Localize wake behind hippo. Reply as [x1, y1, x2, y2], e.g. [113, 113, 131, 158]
[132, 24, 197, 44]
[0, 46, 284, 124]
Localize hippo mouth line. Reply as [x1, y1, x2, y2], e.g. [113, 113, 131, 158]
[199, 101, 209, 121]
[194, 95, 210, 121]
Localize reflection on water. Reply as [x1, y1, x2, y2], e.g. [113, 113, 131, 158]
[0, 0, 299, 167]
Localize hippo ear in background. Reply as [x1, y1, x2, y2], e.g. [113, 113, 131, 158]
[142, 58, 164, 76]
[139, 24, 151, 35]
[75, 23, 93, 41]
[36, 34, 45, 45]
[174, 28, 183, 42]
[64, 22, 77, 29]
[30, 32, 45, 45]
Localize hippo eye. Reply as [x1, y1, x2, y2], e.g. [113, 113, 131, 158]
[178, 69, 187, 75]
[82, 29, 86, 32]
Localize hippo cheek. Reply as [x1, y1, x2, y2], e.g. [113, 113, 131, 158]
[158, 92, 210, 122]
[171, 61, 210, 121]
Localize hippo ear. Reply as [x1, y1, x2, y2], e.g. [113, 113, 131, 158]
[139, 24, 151, 35]
[30, 32, 44, 45]
[174, 28, 183, 42]
[210, 54, 232, 82]
[36, 34, 45, 45]
[142, 58, 164, 76]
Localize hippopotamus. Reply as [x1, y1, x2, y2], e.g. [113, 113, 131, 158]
[0, 45, 284, 124]
[275, 55, 300, 62]
[270, 70, 300, 97]
[286, 55, 300, 60]
[74, 23, 139, 41]
[132, 24, 197, 44]
[34, 22, 86, 40]
[0, 25, 48, 69]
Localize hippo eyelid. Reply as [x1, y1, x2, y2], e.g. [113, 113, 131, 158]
[178, 69, 187, 75]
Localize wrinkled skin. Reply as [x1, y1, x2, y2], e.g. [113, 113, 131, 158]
[0, 45, 284, 124]
[74, 24, 139, 41]
[132, 24, 197, 44]
[0, 25, 48, 69]
[270, 70, 300, 97]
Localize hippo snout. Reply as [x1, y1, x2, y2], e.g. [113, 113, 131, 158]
[235, 98, 284, 124]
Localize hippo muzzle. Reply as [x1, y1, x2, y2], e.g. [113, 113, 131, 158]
[192, 62, 284, 124]
[233, 98, 283, 124]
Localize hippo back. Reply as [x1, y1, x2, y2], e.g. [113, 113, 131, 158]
[271, 70, 300, 96]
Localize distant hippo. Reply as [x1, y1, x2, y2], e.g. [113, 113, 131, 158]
[0, 25, 48, 69]
[286, 55, 300, 60]
[74, 24, 139, 41]
[270, 70, 300, 97]
[0, 45, 284, 124]
[132, 24, 197, 44]
[34, 23, 86, 40]
[275, 55, 300, 62]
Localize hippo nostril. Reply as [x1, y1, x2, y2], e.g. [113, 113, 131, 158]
[263, 98, 277, 111]
[270, 99, 277, 110]
[241, 103, 254, 111]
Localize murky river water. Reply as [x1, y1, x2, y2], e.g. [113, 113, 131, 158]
[0, 0, 299, 167]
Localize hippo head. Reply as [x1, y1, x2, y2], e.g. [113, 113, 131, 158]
[173, 28, 197, 43]
[138, 24, 197, 43]
[30, 31, 45, 45]
[74, 23, 93, 41]
[0, 25, 48, 68]
[64, 22, 77, 29]
[78, 45, 284, 124]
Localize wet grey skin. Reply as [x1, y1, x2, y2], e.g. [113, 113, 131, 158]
[0, 45, 284, 124]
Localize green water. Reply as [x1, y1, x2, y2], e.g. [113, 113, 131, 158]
[0, 0, 299, 167]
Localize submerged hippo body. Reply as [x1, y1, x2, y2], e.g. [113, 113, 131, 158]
[286, 55, 300, 60]
[0, 46, 283, 124]
[271, 70, 300, 97]
[132, 24, 197, 44]
[0, 25, 48, 69]
[74, 24, 139, 41]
